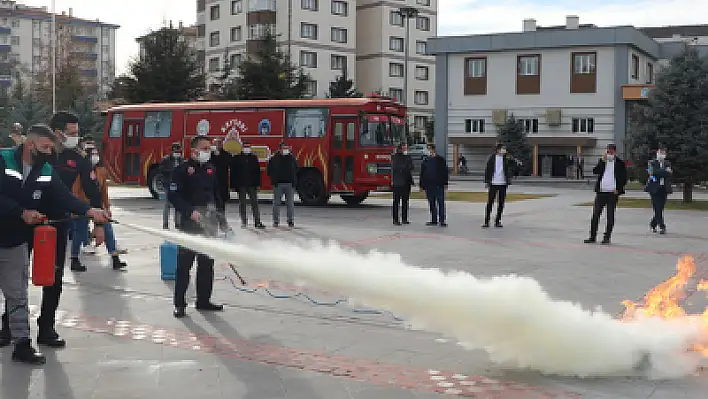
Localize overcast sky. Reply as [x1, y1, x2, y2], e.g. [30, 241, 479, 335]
[21, 0, 708, 75]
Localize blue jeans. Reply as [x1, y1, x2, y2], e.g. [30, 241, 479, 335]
[70, 218, 89, 257]
[425, 186, 446, 224]
[103, 222, 118, 255]
[273, 183, 295, 224]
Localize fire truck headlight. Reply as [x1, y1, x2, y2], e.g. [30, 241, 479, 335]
[366, 163, 377, 175]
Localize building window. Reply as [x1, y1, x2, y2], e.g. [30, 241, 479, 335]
[647, 62, 654, 84]
[331, 54, 346, 70]
[464, 119, 485, 133]
[414, 115, 428, 130]
[416, 16, 430, 31]
[518, 118, 539, 133]
[304, 80, 318, 97]
[466, 58, 485, 77]
[571, 117, 595, 133]
[415, 66, 429, 80]
[10, 36, 18, 46]
[248, 24, 275, 40]
[390, 11, 404, 27]
[464, 57, 487, 95]
[414, 91, 428, 105]
[518, 55, 539, 75]
[573, 53, 596, 74]
[210, 5, 220, 20]
[331, 1, 348, 16]
[300, 51, 317, 68]
[389, 37, 404, 52]
[11, 19, 19, 28]
[415, 41, 427, 55]
[301, 23, 318, 39]
[249, 0, 276, 11]
[302, 0, 318, 11]
[230, 54, 242, 69]
[209, 32, 220, 47]
[208, 57, 220, 72]
[389, 62, 403, 77]
[231, 0, 242, 14]
[389, 88, 403, 102]
[230, 26, 242, 42]
[331, 27, 347, 43]
[197, 24, 205, 37]
[631, 54, 639, 79]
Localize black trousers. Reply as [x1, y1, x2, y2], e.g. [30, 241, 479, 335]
[650, 190, 668, 230]
[2, 223, 68, 334]
[238, 187, 261, 225]
[174, 246, 215, 308]
[392, 185, 411, 222]
[485, 185, 507, 224]
[217, 173, 230, 203]
[590, 192, 618, 238]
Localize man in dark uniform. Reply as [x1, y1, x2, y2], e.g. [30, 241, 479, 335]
[231, 141, 264, 228]
[211, 138, 233, 204]
[168, 136, 226, 318]
[391, 143, 414, 225]
[0, 124, 108, 361]
[159, 142, 184, 229]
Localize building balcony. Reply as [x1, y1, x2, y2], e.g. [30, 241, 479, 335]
[0, 27, 11, 34]
[72, 51, 98, 60]
[71, 36, 99, 43]
[622, 84, 655, 100]
[0, 45, 10, 53]
[0, 75, 11, 87]
[79, 69, 98, 77]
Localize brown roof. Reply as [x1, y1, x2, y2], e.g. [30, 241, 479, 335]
[0, 6, 119, 28]
[639, 24, 708, 39]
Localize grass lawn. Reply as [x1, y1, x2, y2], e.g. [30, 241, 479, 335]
[375, 191, 554, 203]
[625, 181, 646, 191]
[576, 197, 708, 211]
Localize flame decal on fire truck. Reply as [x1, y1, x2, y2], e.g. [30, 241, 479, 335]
[222, 119, 247, 154]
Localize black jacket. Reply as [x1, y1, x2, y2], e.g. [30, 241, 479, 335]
[645, 159, 673, 195]
[167, 158, 225, 235]
[231, 152, 261, 188]
[211, 150, 233, 181]
[592, 157, 628, 195]
[267, 152, 298, 185]
[0, 147, 90, 248]
[159, 154, 184, 180]
[52, 147, 102, 210]
[391, 152, 414, 187]
[483, 153, 518, 186]
[419, 154, 449, 190]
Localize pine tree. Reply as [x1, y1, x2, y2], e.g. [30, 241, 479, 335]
[235, 31, 310, 99]
[326, 68, 362, 98]
[8, 72, 50, 132]
[123, 24, 205, 103]
[496, 114, 532, 175]
[627, 47, 708, 202]
[71, 96, 103, 144]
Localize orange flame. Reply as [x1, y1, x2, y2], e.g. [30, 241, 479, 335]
[621, 256, 708, 356]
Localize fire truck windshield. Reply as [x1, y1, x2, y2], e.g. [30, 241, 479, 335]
[359, 114, 405, 147]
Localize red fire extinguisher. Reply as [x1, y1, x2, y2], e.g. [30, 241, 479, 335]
[32, 223, 57, 286]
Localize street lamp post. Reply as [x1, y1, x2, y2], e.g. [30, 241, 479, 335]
[397, 6, 418, 140]
[51, 0, 56, 114]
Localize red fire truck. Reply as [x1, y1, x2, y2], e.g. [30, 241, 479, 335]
[101, 97, 406, 205]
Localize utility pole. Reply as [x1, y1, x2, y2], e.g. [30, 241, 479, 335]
[397, 6, 418, 139]
[51, 0, 56, 114]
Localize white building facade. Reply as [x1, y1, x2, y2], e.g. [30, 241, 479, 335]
[0, 0, 118, 98]
[429, 16, 699, 177]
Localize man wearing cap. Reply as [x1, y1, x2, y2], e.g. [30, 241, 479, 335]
[9, 123, 23, 147]
[159, 142, 185, 229]
[584, 143, 627, 245]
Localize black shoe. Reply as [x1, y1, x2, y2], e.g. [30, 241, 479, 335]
[287, 221, 295, 228]
[241, 222, 247, 228]
[12, 339, 46, 365]
[393, 220, 402, 226]
[36, 331, 66, 348]
[601, 236, 611, 245]
[195, 302, 224, 312]
[494, 222, 503, 228]
[70, 258, 86, 272]
[163, 225, 169, 230]
[273, 222, 279, 228]
[425, 221, 437, 226]
[583, 238, 596, 244]
[0, 328, 10, 347]
[402, 220, 410, 225]
[255, 223, 265, 229]
[439, 222, 448, 227]
[173, 307, 186, 318]
[482, 223, 490, 228]
[650, 225, 657, 233]
[112, 255, 127, 271]
[660, 228, 667, 235]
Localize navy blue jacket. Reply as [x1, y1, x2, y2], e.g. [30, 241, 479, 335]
[167, 158, 224, 235]
[419, 154, 449, 190]
[52, 147, 102, 211]
[0, 147, 90, 248]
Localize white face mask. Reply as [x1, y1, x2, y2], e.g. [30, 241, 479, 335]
[657, 153, 666, 161]
[90, 155, 100, 165]
[606, 154, 615, 161]
[243, 148, 252, 154]
[210, 145, 217, 152]
[63, 136, 79, 149]
[197, 151, 211, 163]
[282, 149, 290, 155]
[173, 152, 181, 158]
[499, 149, 507, 155]
[403, 150, 408, 155]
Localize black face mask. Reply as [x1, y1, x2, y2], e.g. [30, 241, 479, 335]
[32, 149, 56, 166]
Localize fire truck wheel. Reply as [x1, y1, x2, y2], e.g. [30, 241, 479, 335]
[296, 170, 328, 206]
[341, 192, 369, 206]
[147, 167, 164, 200]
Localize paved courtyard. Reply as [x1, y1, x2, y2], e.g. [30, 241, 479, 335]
[1, 182, 707, 399]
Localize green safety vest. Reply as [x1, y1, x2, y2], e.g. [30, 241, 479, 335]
[0, 148, 53, 183]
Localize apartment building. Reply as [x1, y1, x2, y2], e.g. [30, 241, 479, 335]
[429, 16, 701, 177]
[195, 0, 436, 140]
[0, 0, 119, 98]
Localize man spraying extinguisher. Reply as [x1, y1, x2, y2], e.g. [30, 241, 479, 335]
[0, 124, 108, 364]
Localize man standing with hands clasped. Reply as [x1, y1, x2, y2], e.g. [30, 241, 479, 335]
[584, 143, 627, 245]
[645, 146, 673, 234]
[391, 143, 414, 225]
[419, 143, 449, 227]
